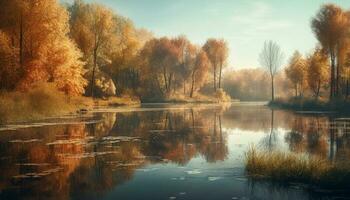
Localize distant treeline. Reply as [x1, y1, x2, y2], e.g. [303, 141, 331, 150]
[222, 69, 288, 101]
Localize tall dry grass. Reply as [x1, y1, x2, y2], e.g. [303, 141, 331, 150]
[0, 84, 77, 124]
[245, 146, 350, 189]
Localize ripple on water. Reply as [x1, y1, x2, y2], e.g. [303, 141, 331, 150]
[208, 176, 223, 181]
[12, 167, 63, 180]
[185, 169, 201, 175]
[9, 139, 42, 143]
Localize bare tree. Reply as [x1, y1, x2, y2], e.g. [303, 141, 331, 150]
[259, 40, 284, 101]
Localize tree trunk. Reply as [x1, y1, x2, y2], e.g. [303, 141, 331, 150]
[191, 109, 195, 134]
[271, 76, 275, 101]
[19, 11, 23, 69]
[346, 79, 349, 99]
[213, 61, 217, 92]
[219, 115, 222, 138]
[269, 109, 275, 150]
[163, 67, 168, 91]
[214, 67, 216, 91]
[218, 62, 223, 88]
[91, 48, 97, 98]
[190, 71, 195, 98]
[214, 112, 217, 136]
[168, 73, 173, 94]
[316, 79, 321, 100]
[183, 80, 186, 95]
[329, 117, 335, 162]
[330, 54, 335, 101]
[336, 60, 340, 97]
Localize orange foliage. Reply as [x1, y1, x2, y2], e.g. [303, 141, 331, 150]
[0, 0, 86, 95]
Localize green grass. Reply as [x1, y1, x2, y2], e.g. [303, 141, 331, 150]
[245, 146, 350, 190]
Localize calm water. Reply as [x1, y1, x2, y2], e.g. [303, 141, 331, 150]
[1, 103, 350, 200]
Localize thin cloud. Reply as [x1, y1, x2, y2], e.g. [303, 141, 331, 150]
[231, 1, 293, 35]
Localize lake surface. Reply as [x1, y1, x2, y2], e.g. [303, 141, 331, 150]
[1, 103, 350, 200]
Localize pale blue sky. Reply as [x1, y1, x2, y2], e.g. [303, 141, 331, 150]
[65, 0, 350, 69]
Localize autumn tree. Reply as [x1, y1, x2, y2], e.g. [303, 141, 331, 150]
[311, 4, 349, 99]
[203, 39, 228, 91]
[69, 1, 115, 97]
[106, 16, 143, 94]
[217, 40, 228, 88]
[0, 0, 86, 95]
[190, 50, 210, 97]
[139, 37, 179, 96]
[172, 36, 196, 94]
[307, 48, 329, 99]
[285, 51, 307, 97]
[343, 52, 350, 97]
[0, 31, 19, 90]
[259, 40, 284, 101]
[138, 36, 212, 100]
[337, 38, 350, 96]
[0, 0, 26, 70]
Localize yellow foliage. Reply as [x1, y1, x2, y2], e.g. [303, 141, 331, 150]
[285, 51, 308, 96]
[0, 0, 87, 95]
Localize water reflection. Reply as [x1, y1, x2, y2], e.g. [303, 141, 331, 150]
[283, 114, 350, 162]
[1, 104, 350, 199]
[0, 105, 229, 199]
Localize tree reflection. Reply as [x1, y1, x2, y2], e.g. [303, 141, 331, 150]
[259, 109, 280, 151]
[0, 105, 229, 199]
[3, 104, 350, 199]
[284, 114, 350, 162]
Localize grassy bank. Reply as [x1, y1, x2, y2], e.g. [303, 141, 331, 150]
[141, 95, 218, 104]
[245, 146, 350, 190]
[268, 97, 350, 113]
[141, 89, 233, 103]
[0, 85, 140, 125]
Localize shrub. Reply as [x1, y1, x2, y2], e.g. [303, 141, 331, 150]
[214, 88, 231, 102]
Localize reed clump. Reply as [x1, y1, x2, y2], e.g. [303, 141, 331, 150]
[245, 146, 350, 189]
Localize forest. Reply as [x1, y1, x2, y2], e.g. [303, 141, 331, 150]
[0, 0, 229, 101]
[1, 0, 350, 123]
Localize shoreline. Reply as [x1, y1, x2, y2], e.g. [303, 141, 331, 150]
[0, 99, 235, 127]
[267, 98, 350, 114]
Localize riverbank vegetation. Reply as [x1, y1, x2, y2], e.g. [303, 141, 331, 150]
[245, 146, 350, 190]
[0, 0, 231, 124]
[0, 84, 82, 124]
